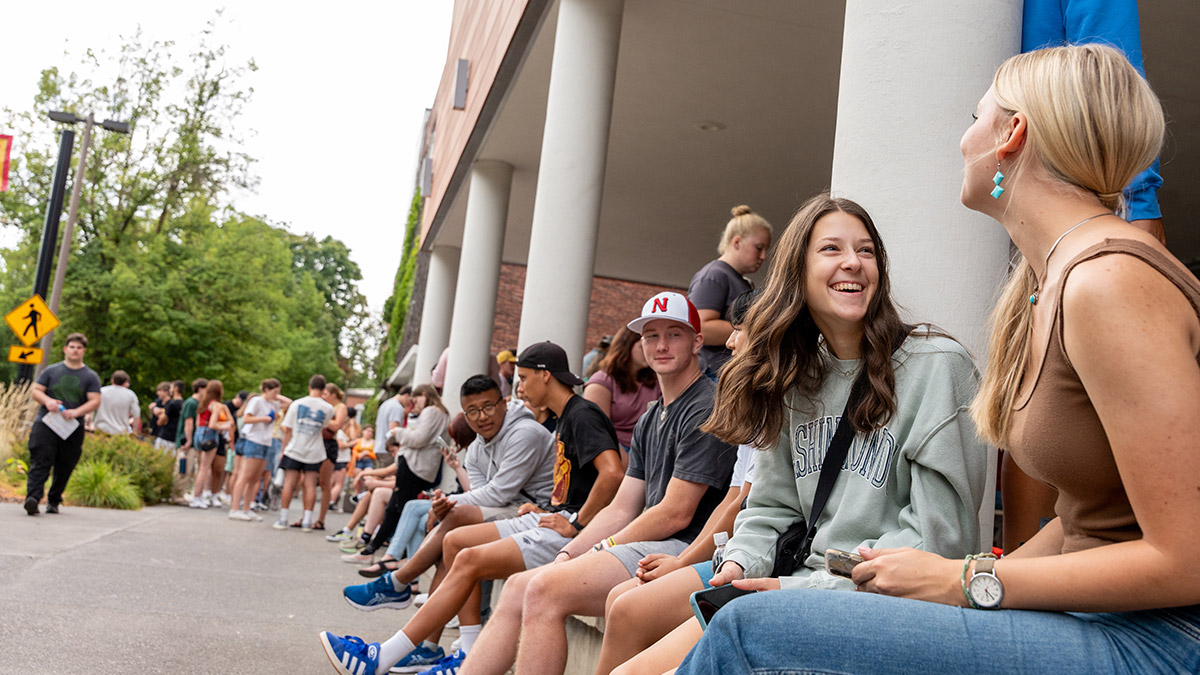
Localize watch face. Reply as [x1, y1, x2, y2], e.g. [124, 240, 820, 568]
[969, 574, 1004, 608]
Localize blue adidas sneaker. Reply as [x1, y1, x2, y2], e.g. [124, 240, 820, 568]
[319, 631, 380, 675]
[388, 642, 446, 673]
[343, 574, 412, 611]
[415, 649, 465, 675]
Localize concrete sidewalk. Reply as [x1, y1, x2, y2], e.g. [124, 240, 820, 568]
[0, 502, 437, 674]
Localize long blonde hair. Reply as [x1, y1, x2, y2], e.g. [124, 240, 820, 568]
[971, 44, 1165, 446]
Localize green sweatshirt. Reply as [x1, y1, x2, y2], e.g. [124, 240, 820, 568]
[723, 331, 988, 590]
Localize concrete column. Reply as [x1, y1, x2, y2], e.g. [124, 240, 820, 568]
[517, 0, 625, 367]
[412, 245, 460, 386]
[830, 0, 1021, 547]
[443, 160, 513, 413]
[830, 0, 1020, 356]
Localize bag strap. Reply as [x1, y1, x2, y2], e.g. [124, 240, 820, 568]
[799, 325, 911, 561]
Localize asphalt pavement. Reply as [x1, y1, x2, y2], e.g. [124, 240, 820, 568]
[0, 500, 442, 674]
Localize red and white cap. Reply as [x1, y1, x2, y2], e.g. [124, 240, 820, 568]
[627, 292, 702, 335]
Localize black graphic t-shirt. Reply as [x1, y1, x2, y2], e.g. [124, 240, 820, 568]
[548, 395, 618, 512]
[34, 362, 101, 423]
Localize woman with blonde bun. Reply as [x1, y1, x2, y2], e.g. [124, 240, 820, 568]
[687, 205, 771, 377]
[677, 44, 1200, 675]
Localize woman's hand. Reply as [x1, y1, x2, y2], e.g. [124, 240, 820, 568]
[635, 553, 685, 584]
[731, 577, 781, 592]
[852, 547, 966, 606]
[708, 561, 745, 588]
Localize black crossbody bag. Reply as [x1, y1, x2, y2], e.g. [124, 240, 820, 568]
[770, 328, 910, 578]
[769, 375, 866, 577]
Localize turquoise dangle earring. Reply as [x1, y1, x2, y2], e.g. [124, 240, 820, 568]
[991, 162, 1006, 199]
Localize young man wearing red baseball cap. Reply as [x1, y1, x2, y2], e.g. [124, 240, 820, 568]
[459, 291, 738, 675]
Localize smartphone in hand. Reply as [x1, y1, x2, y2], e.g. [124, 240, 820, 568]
[824, 548, 864, 579]
[690, 585, 757, 630]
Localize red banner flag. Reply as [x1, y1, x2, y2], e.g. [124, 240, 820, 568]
[0, 135, 11, 192]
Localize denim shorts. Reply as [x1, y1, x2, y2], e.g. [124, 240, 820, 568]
[194, 427, 220, 451]
[240, 439, 270, 460]
[690, 560, 716, 589]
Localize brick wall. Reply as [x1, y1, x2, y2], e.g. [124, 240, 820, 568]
[490, 263, 685, 357]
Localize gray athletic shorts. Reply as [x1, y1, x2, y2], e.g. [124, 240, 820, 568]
[494, 511, 576, 569]
[479, 503, 522, 522]
[606, 538, 688, 576]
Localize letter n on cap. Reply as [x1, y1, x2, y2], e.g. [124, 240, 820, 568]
[653, 297, 669, 313]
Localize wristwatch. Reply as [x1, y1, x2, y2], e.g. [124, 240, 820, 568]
[967, 555, 1004, 609]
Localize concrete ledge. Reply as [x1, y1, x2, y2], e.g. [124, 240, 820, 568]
[565, 614, 605, 675]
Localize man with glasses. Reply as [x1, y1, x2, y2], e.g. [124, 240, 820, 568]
[321, 343, 625, 675]
[336, 375, 555, 618]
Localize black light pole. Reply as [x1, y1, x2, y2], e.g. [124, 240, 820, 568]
[17, 128, 75, 383]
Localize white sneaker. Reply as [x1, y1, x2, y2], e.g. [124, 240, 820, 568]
[209, 494, 223, 508]
[450, 637, 462, 653]
[228, 510, 253, 521]
[248, 510, 264, 521]
[446, 615, 460, 629]
[218, 491, 231, 505]
[413, 593, 430, 606]
[189, 497, 209, 509]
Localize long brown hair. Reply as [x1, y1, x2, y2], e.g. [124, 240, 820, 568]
[703, 194, 910, 447]
[413, 383, 449, 415]
[595, 326, 657, 394]
[970, 45, 1165, 446]
[199, 379, 224, 412]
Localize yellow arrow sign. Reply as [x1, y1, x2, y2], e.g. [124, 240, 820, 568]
[5, 294, 60, 347]
[8, 345, 43, 364]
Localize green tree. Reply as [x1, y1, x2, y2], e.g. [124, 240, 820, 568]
[0, 20, 354, 398]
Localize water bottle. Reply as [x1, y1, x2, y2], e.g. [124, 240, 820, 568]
[178, 451, 187, 475]
[712, 531, 729, 575]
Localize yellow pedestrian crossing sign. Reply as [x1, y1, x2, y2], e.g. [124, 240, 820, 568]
[5, 294, 60, 347]
[8, 345, 43, 365]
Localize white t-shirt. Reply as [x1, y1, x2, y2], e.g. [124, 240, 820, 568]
[336, 429, 352, 463]
[281, 395, 333, 464]
[731, 443, 758, 488]
[94, 384, 139, 435]
[241, 395, 277, 446]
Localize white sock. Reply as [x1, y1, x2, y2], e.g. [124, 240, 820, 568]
[302, 509, 312, 525]
[459, 624, 481, 653]
[279, 507, 289, 522]
[390, 572, 407, 592]
[376, 629, 416, 675]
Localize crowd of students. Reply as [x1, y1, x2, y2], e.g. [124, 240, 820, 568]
[307, 44, 1199, 675]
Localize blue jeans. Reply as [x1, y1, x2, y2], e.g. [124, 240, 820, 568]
[385, 499, 433, 561]
[676, 589, 1200, 674]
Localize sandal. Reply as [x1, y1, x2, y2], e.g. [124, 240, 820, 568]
[312, 521, 325, 531]
[358, 558, 402, 578]
[290, 520, 313, 532]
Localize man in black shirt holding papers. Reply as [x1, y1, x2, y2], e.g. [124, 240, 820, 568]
[319, 341, 624, 675]
[25, 332, 102, 516]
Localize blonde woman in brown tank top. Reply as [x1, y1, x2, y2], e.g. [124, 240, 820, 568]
[676, 44, 1200, 675]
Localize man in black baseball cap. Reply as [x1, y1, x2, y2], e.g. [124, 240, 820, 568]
[516, 341, 584, 388]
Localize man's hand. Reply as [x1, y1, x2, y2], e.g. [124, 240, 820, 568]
[517, 502, 545, 516]
[430, 490, 454, 520]
[635, 553, 685, 585]
[708, 561, 746, 588]
[426, 509, 439, 533]
[537, 513, 577, 538]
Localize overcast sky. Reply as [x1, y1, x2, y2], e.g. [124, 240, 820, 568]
[0, 2, 454, 314]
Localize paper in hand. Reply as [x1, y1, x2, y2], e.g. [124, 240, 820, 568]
[41, 411, 80, 440]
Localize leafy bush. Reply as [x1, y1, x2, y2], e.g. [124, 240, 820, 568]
[64, 460, 142, 510]
[81, 434, 175, 504]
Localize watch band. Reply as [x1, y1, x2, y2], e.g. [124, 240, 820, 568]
[974, 556, 996, 575]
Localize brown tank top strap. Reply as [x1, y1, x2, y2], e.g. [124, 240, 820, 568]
[1053, 238, 1200, 367]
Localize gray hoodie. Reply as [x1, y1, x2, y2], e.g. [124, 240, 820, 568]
[724, 332, 988, 590]
[449, 403, 555, 509]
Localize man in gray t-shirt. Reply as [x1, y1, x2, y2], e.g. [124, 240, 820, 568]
[26, 332, 103, 515]
[458, 292, 737, 675]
